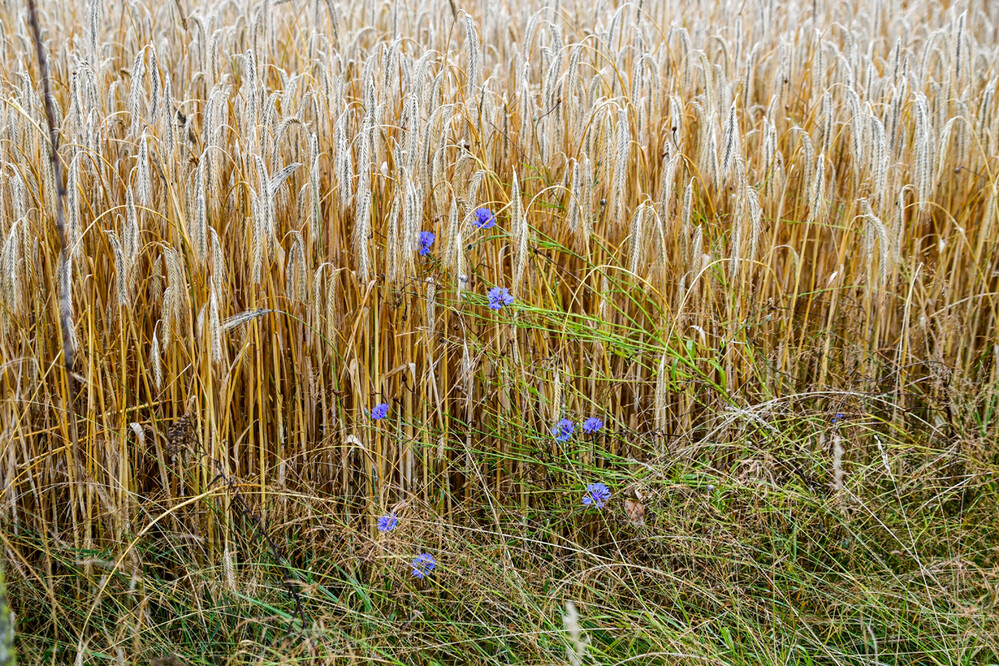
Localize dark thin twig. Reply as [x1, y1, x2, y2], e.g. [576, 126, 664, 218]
[197, 446, 311, 638]
[26, 0, 79, 450]
[165, 416, 311, 638]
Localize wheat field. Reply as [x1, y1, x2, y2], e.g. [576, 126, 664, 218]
[1, 0, 998, 663]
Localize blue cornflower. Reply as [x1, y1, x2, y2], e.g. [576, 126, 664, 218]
[371, 403, 389, 420]
[832, 412, 845, 424]
[412, 553, 436, 579]
[582, 483, 611, 509]
[419, 231, 435, 256]
[377, 513, 398, 532]
[474, 207, 496, 229]
[551, 418, 575, 442]
[582, 417, 604, 434]
[487, 287, 515, 310]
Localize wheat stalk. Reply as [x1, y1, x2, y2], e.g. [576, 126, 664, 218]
[26, 0, 78, 456]
[511, 172, 527, 290]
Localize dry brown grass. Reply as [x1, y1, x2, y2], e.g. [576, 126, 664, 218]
[1, 0, 998, 663]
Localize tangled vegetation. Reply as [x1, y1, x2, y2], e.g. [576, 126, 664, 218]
[1, 0, 998, 663]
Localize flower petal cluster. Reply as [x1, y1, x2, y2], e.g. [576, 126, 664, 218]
[551, 418, 575, 442]
[582, 483, 611, 509]
[412, 553, 436, 579]
[474, 207, 496, 229]
[419, 231, 435, 256]
[377, 513, 398, 532]
[488, 287, 514, 310]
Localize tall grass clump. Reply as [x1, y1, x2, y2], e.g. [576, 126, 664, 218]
[1, 0, 998, 663]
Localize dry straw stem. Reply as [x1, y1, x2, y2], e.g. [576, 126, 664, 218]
[24, 0, 79, 452]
